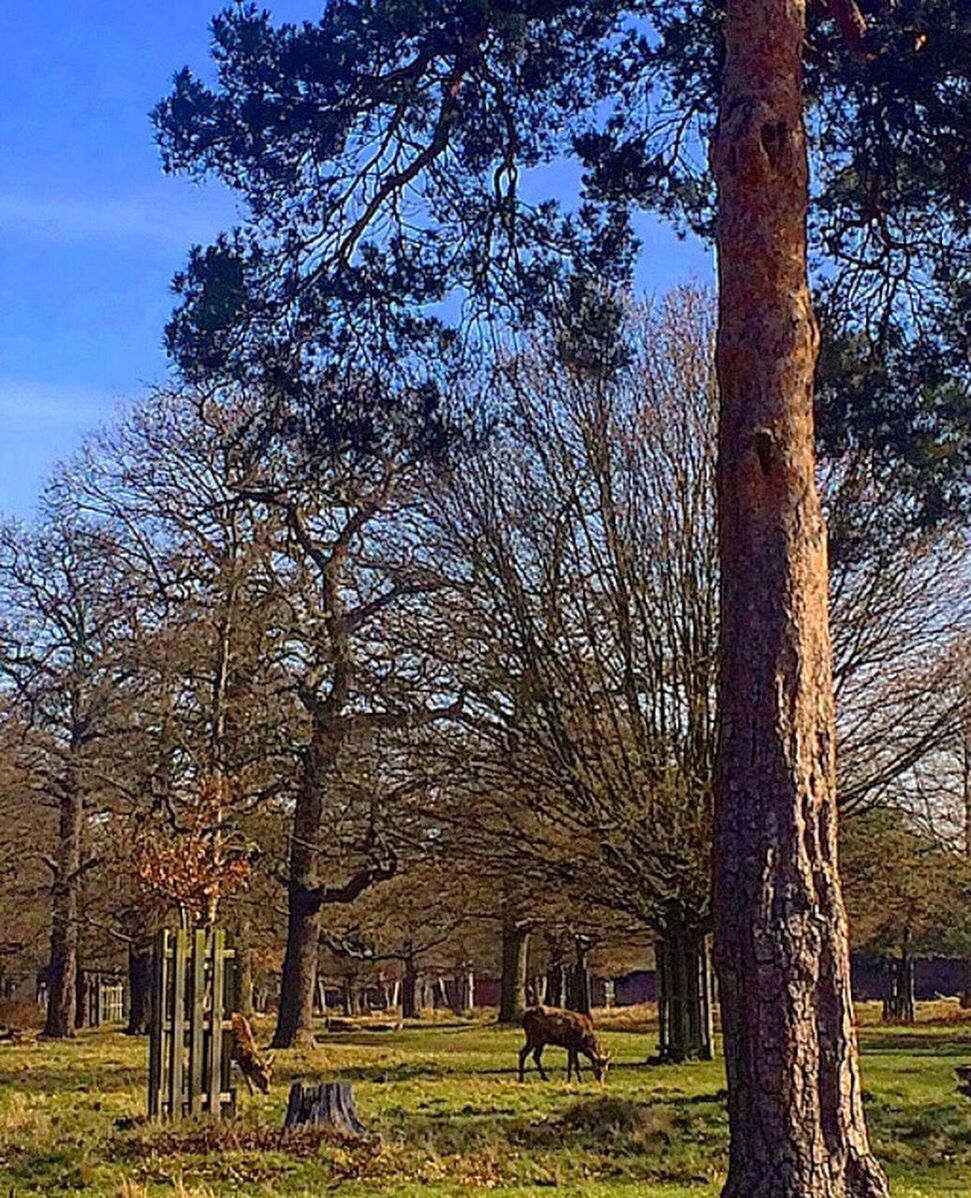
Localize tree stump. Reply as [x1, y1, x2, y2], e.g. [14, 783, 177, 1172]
[284, 1082, 367, 1136]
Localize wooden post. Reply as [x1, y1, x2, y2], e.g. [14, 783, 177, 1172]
[209, 928, 225, 1116]
[147, 932, 166, 1119]
[189, 930, 206, 1116]
[699, 935, 715, 1061]
[170, 931, 187, 1118]
[221, 935, 237, 1115]
[656, 939, 669, 1060]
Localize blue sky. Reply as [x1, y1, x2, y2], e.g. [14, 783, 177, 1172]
[0, 2, 713, 517]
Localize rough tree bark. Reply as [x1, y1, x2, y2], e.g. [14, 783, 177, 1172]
[711, 1, 889, 1193]
[498, 918, 530, 1024]
[43, 769, 83, 1039]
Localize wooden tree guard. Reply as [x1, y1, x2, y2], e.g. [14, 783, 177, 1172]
[882, 955, 916, 1024]
[81, 971, 125, 1027]
[655, 933, 715, 1062]
[284, 1082, 367, 1136]
[148, 927, 238, 1120]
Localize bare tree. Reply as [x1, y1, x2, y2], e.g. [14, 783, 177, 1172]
[189, 382, 466, 1048]
[430, 290, 720, 1059]
[0, 512, 135, 1037]
[427, 285, 966, 1064]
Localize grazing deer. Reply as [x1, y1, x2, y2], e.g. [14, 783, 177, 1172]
[230, 1012, 274, 1094]
[518, 1005, 611, 1083]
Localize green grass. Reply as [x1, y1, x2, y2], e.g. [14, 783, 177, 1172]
[1, 1006, 969, 1196]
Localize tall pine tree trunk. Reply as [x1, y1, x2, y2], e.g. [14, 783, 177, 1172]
[711, 2, 887, 1192]
[43, 770, 83, 1039]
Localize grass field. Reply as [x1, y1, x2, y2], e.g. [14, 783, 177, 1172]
[1, 1004, 969, 1196]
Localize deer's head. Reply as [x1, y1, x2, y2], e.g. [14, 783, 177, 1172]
[592, 1047, 611, 1084]
[244, 1049, 275, 1093]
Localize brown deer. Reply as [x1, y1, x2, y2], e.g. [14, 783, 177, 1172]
[518, 1005, 611, 1083]
[230, 1012, 274, 1094]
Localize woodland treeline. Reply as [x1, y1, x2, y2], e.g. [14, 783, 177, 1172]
[0, 288, 967, 1055]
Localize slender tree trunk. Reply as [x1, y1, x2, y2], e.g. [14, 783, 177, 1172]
[401, 957, 419, 1019]
[451, 964, 473, 1014]
[566, 936, 592, 1015]
[272, 731, 333, 1048]
[881, 958, 894, 1023]
[711, 3, 888, 1193]
[345, 977, 365, 1016]
[43, 770, 83, 1039]
[126, 939, 152, 1035]
[545, 963, 564, 1008]
[901, 950, 916, 1024]
[499, 918, 530, 1023]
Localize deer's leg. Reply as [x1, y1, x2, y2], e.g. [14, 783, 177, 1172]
[241, 1067, 254, 1095]
[533, 1046, 548, 1081]
[573, 1051, 583, 1081]
[518, 1042, 530, 1082]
